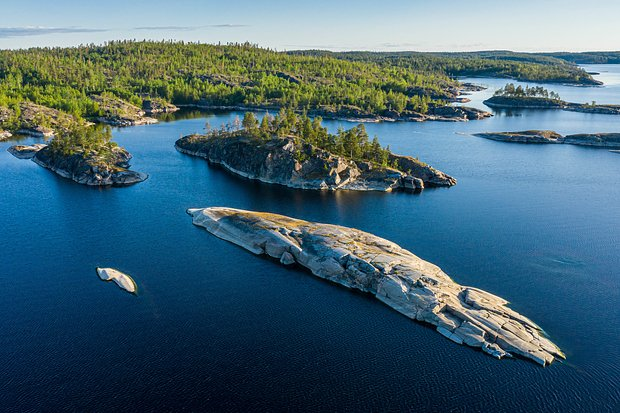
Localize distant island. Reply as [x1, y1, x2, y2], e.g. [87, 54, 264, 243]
[474, 130, 620, 148]
[288, 50, 602, 86]
[8, 123, 147, 186]
[484, 84, 620, 114]
[188, 207, 565, 366]
[176, 111, 455, 191]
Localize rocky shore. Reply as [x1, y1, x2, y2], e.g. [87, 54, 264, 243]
[188, 207, 565, 366]
[483, 96, 620, 115]
[178, 103, 492, 123]
[1, 102, 79, 138]
[142, 99, 179, 115]
[7, 144, 48, 159]
[474, 130, 620, 148]
[9, 143, 147, 186]
[175, 134, 456, 191]
[90, 95, 158, 126]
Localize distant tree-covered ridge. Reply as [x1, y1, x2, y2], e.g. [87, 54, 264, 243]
[538, 51, 620, 65]
[288, 50, 601, 85]
[0, 40, 460, 126]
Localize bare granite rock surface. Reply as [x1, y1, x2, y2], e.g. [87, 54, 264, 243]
[187, 207, 565, 366]
[7, 143, 48, 159]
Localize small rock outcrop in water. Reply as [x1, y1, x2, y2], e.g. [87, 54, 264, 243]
[7, 144, 48, 159]
[474, 130, 620, 148]
[96, 267, 137, 294]
[187, 207, 565, 366]
[31, 145, 147, 186]
[175, 135, 455, 191]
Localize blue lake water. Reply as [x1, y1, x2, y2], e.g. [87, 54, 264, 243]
[1, 65, 619, 412]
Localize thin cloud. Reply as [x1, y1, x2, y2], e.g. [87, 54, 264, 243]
[0, 26, 107, 38]
[133, 24, 248, 31]
[134, 26, 197, 31]
[379, 42, 424, 49]
[208, 24, 248, 28]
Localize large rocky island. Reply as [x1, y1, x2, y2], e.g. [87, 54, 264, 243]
[188, 207, 565, 366]
[8, 124, 147, 186]
[474, 130, 620, 148]
[176, 112, 455, 191]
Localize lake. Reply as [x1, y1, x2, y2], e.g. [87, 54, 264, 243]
[0, 66, 619, 412]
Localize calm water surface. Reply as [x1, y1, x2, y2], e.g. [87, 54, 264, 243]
[1, 66, 619, 412]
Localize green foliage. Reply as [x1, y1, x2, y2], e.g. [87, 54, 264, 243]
[494, 83, 562, 100]
[0, 40, 461, 121]
[49, 123, 117, 160]
[242, 112, 259, 131]
[289, 50, 597, 85]
[209, 111, 394, 168]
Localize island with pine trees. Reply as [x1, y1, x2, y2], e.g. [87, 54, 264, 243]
[8, 123, 147, 186]
[484, 84, 620, 114]
[175, 111, 456, 192]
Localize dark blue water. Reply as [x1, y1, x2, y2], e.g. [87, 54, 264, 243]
[1, 66, 619, 412]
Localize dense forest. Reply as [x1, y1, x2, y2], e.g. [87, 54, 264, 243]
[0, 40, 458, 123]
[1, 42, 612, 138]
[288, 50, 600, 85]
[538, 51, 620, 65]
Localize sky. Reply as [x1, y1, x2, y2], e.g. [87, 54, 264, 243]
[1, 0, 619, 52]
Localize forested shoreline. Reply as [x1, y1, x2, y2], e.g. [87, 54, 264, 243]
[0, 41, 613, 139]
[288, 50, 601, 85]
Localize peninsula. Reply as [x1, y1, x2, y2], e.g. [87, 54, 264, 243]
[187, 207, 565, 366]
[474, 130, 620, 148]
[176, 111, 456, 191]
[483, 84, 620, 115]
[9, 123, 147, 186]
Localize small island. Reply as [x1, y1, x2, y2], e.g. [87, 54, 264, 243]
[96, 267, 138, 294]
[483, 84, 620, 115]
[188, 207, 565, 366]
[474, 130, 620, 148]
[176, 111, 456, 191]
[9, 123, 147, 186]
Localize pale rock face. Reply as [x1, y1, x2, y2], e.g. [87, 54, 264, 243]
[7, 144, 47, 159]
[96, 267, 137, 294]
[187, 207, 565, 366]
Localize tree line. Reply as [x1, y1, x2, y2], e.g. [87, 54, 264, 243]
[0, 40, 459, 123]
[207, 110, 395, 167]
[493, 83, 562, 100]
